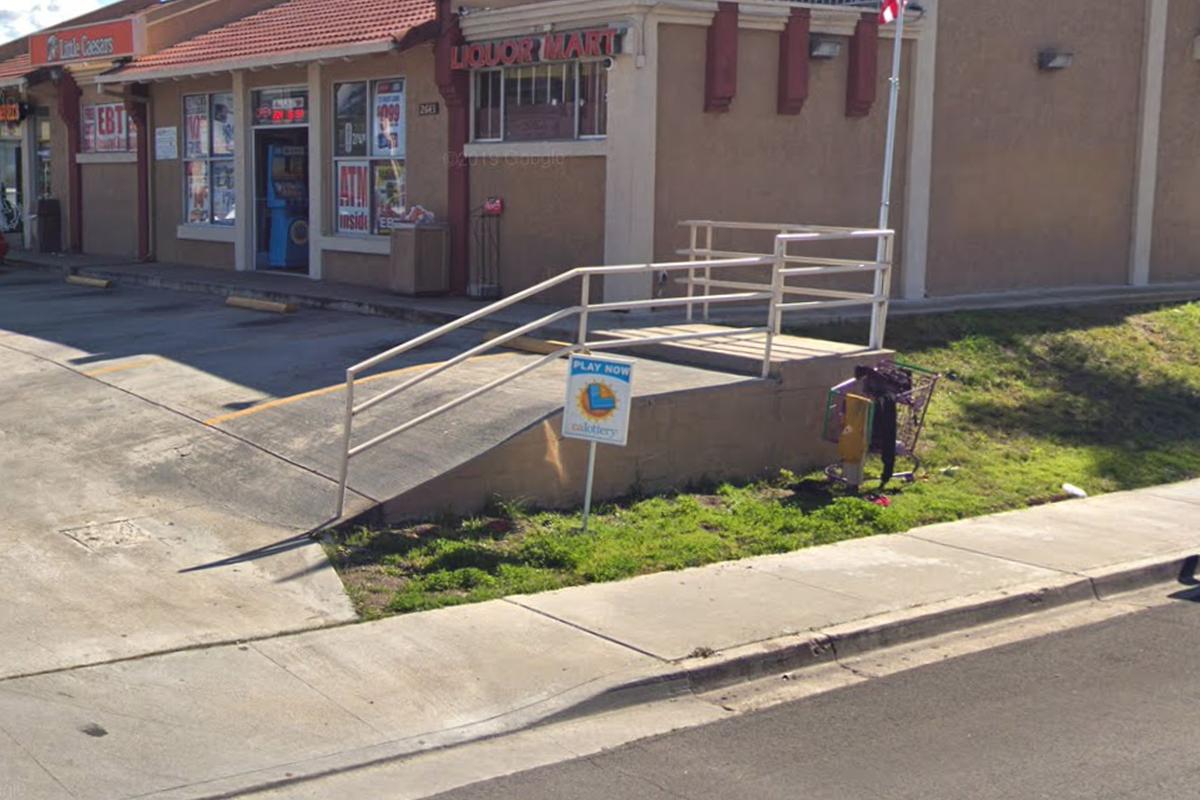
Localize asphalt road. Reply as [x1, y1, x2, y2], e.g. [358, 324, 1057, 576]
[432, 590, 1200, 800]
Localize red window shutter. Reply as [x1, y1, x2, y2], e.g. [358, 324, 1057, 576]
[846, 13, 878, 117]
[777, 8, 811, 115]
[704, 2, 739, 113]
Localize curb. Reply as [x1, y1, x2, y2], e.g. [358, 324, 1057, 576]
[154, 548, 1197, 800]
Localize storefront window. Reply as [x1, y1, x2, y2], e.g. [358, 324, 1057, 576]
[35, 107, 51, 200]
[472, 61, 607, 143]
[333, 78, 407, 236]
[183, 92, 235, 225]
[81, 102, 138, 153]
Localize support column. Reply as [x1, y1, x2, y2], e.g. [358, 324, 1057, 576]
[233, 70, 252, 272]
[603, 15, 659, 302]
[21, 102, 35, 250]
[124, 85, 151, 261]
[1130, 0, 1168, 287]
[435, 0, 470, 295]
[55, 71, 82, 252]
[307, 61, 324, 280]
[901, 0, 938, 300]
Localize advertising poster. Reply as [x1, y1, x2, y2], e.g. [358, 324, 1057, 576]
[211, 93, 235, 156]
[561, 355, 635, 447]
[372, 79, 405, 158]
[211, 161, 235, 224]
[184, 160, 209, 224]
[81, 104, 96, 152]
[336, 161, 370, 234]
[94, 103, 126, 152]
[155, 127, 178, 160]
[334, 83, 368, 157]
[373, 162, 406, 234]
[184, 95, 209, 158]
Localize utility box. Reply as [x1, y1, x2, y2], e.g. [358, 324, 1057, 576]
[35, 197, 62, 254]
[389, 224, 449, 295]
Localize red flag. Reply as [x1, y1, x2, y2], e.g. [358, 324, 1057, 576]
[879, 0, 907, 24]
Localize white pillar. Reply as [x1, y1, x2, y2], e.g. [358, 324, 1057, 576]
[900, 0, 938, 301]
[1129, 0, 1168, 287]
[22, 99, 35, 250]
[306, 60, 323, 280]
[603, 15, 658, 302]
[233, 70, 252, 271]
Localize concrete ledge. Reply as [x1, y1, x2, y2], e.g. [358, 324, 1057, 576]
[65, 274, 113, 289]
[226, 295, 296, 314]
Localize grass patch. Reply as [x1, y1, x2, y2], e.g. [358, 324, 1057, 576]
[327, 301, 1200, 619]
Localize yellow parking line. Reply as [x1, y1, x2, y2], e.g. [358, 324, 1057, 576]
[82, 357, 160, 378]
[204, 353, 515, 427]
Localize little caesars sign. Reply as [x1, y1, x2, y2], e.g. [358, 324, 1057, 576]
[30, 19, 141, 67]
[451, 28, 624, 70]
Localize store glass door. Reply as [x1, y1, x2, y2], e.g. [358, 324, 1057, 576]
[251, 86, 310, 273]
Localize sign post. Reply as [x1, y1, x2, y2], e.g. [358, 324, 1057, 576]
[561, 354, 635, 532]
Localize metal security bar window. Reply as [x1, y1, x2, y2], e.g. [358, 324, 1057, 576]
[333, 78, 408, 236]
[472, 61, 607, 143]
[182, 93, 235, 226]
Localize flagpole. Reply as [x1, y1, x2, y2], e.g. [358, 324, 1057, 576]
[873, 1, 906, 347]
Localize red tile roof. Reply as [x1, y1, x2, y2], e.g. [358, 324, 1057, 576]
[116, 0, 438, 78]
[0, 53, 32, 82]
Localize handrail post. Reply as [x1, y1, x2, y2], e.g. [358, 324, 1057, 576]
[686, 223, 697, 322]
[335, 369, 356, 520]
[762, 235, 786, 379]
[870, 232, 895, 350]
[703, 224, 714, 321]
[578, 274, 591, 346]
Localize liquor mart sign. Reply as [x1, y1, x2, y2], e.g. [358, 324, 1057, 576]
[30, 18, 143, 67]
[451, 27, 624, 71]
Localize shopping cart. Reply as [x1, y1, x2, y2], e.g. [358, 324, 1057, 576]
[822, 360, 941, 487]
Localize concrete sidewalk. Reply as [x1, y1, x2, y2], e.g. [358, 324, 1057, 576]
[2, 481, 1198, 800]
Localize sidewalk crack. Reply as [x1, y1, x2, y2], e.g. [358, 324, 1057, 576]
[503, 599, 668, 663]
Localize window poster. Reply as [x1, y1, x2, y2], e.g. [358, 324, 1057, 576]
[336, 161, 370, 234]
[185, 160, 209, 224]
[184, 95, 209, 158]
[211, 93, 235, 156]
[81, 104, 96, 152]
[211, 160, 235, 224]
[373, 161, 406, 234]
[372, 79, 405, 158]
[93, 103, 127, 152]
[334, 82, 368, 157]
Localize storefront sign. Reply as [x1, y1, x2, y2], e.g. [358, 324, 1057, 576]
[253, 88, 308, 126]
[373, 162, 407, 234]
[30, 19, 141, 66]
[373, 80, 405, 158]
[155, 127, 177, 160]
[451, 28, 624, 71]
[562, 354, 634, 447]
[336, 161, 370, 234]
[0, 98, 26, 124]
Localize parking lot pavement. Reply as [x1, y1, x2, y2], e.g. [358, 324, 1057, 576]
[0, 270, 507, 677]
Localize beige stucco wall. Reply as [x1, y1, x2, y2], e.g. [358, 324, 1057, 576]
[926, 0, 1145, 295]
[469, 155, 606, 303]
[150, 75, 235, 268]
[1150, 0, 1200, 283]
[78, 82, 138, 258]
[653, 23, 911, 296]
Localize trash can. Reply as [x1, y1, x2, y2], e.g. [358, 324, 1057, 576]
[35, 197, 61, 254]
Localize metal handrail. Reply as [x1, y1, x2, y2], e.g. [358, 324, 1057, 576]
[332, 225, 894, 519]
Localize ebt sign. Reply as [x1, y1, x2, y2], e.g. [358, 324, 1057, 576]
[31, 19, 141, 67]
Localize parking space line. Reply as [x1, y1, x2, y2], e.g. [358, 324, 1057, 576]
[204, 353, 517, 427]
[82, 357, 161, 378]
